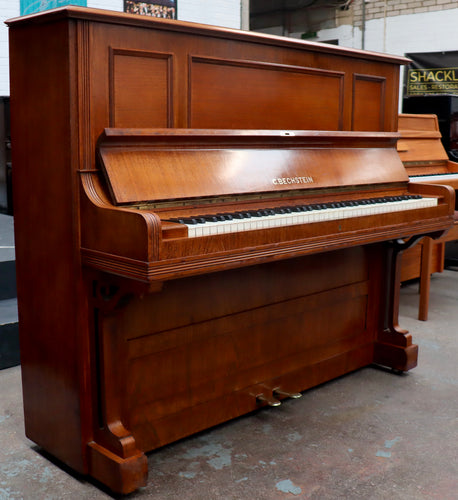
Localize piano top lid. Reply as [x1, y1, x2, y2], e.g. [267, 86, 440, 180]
[6, 6, 410, 67]
[96, 128, 408, 206]
[397, 113, 450, 163]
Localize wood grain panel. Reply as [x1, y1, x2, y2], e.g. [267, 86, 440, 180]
[112, 248, 372, 447]
[352, 74, 386, 131]
[189, 56, 344, 130]
[110, 48, 173, 128]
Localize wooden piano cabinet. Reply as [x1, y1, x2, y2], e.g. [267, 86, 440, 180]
[398, 113, 458, 320]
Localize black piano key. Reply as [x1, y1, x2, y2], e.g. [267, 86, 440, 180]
[233, 212, 250, 219]
[203, 215, 219, 222]
[218, 213, 233, 220]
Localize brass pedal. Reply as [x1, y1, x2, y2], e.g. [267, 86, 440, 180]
[273, 388, 302, 399]
[256, 393, 281, 407]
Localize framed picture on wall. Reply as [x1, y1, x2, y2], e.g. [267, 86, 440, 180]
[124, 0, 177, 19]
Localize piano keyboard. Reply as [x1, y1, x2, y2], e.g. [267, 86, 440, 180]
[168, 195, 438, 238]
[410, 173, 458, 183]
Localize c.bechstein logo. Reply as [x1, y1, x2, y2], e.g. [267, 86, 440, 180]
[272, 176, 314, 186]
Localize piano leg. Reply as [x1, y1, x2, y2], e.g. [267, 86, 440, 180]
[86, 278, 150, 494]
[418, 237, 434, 321]
[374, 237, 423, 372]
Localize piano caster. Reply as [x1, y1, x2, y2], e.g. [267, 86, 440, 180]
[273, 388, 302, 399]
[256, 393, 281, 407]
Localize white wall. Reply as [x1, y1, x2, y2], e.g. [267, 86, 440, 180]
[177, 0, 240, 28]
[0, 0, 242, 96]
[312, 8, 458, 56]
[88, 0, 123, 11]
[0, 0, 20, 95]
[365, 9, 458, 56]
[87, 0, 241, 28]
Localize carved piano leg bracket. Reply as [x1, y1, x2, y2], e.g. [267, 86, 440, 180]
[90, 273, 164, 313]
[374, 237, 424, 372]
[92, 281, 132, 312]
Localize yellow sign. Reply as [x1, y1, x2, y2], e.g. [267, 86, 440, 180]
[407, 67, 458, 95]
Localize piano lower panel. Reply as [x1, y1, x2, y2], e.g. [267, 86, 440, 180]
[93, 246, 383, 455]
[127, 282, 368, 414]
[131, 345, 374, 452]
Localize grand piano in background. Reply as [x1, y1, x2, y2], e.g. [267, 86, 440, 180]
[398, 113, 458, 320]
[8, 7, 454, 494]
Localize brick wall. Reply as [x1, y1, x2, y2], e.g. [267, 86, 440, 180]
[352, 0, 458, 28]
[275, 0, 458, 55]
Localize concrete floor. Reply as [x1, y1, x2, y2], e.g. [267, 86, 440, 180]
[0, 271, 457, 499]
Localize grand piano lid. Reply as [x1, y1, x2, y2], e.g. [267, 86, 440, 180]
[96, 128, 408, 206]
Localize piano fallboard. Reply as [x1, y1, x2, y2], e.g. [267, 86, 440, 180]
[98, 128, 410, 204]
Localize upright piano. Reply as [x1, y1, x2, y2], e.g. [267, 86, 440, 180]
[398, 113, 458, 320]
[8, 7, 454, 494]
[398, 113, 458, 186]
